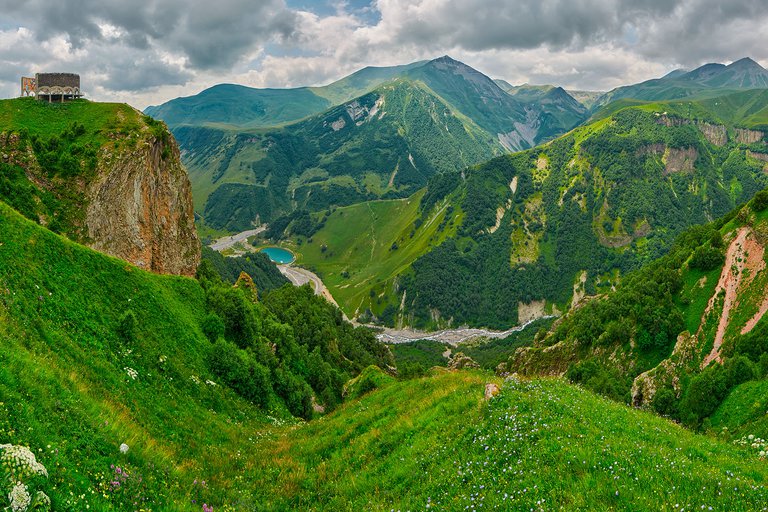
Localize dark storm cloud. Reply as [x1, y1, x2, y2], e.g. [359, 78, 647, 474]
[0, 0, 299, 69]
[378, 0, 768, 61]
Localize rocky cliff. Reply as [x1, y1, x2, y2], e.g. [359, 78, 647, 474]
[0, 99, 200, 276]
[86, 125, 199, 276]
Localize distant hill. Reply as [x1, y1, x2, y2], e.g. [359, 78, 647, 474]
[594, 57, 768, 109]
[494, 80, 604, 109]
[168, 56, 589, 231]
[144, 61, 427, 129]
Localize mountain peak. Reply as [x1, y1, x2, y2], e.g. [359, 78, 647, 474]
[728, 57, 765, 70]
[431, 55, 459, 64]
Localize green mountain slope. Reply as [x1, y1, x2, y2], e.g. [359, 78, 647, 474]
[288, 189, 461, 322]
[301, 90, 768, 328]
[144, 61, 427, 130]
[502, 189, 768, 434]
[0, 199, 391, 509]
[594, 57, 768, 109]
[181, 78, 503, 231]
[144, 84, 333, 129]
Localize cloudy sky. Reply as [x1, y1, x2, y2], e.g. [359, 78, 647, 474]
[1, 0, 767, 110]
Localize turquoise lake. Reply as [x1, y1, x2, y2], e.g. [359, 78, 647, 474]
[260, 247, 295, 264]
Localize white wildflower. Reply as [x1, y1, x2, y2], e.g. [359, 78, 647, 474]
[119, 443, 129, 454]
[0, 444, 48, 479]
[34, 491, 51, 508]
[190, 375, 201, 385]
[124, 367, 138, 380]
[9, 482, 31, 512]
[205, 380, 217, 386]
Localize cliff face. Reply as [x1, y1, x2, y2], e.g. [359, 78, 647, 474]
[86, 129, 200, 276]
[0, 99, 200, 277]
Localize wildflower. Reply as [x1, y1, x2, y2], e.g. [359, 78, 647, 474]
[203, 504, 214, 512]
[124, 367, 138, 380]
[8, 482, 31, 512]
[0, 444, 49, 479]
[119, 443, 129, 454]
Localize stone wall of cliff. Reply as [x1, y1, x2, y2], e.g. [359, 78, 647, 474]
[86, 125, 200, 276]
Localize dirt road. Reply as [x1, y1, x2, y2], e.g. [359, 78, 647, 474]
[278, 265, 341, 309]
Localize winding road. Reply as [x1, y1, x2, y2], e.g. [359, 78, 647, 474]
[209, 227, 266, 251]
[277, 265, 341, 309]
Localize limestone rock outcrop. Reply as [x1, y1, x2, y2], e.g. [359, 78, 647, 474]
[86, 125, 199, 276]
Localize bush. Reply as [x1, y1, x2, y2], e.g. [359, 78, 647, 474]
[725, 355, 757, 388]
[208, 339, 273, 408]
[689, 246, 724, 271]
[117, 310, 138, 343]
[273, 367, 313, 419]
[651, 387, 679, 417]
[679, 365, 727, 427]
[752, 189, 768, 212]
[201, 313, 225, 342]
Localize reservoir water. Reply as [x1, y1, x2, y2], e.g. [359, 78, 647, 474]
[260, 247, 295, 264]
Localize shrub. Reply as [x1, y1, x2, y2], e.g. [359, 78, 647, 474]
[201, 313, 225, 342]
[679, 365, 727, 428]
[208, 339, 273, 408]
[117, 310, 138, 343]
[689, 246, 724, 271]
[273, 367, 313, 420]
[651, 387, 679, 418]
[752, 189, 768, 212]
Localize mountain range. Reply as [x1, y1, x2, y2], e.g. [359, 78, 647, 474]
[148, 56, 590, 231]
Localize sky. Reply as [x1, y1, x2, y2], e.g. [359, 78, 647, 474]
[1, 0, 767, 110]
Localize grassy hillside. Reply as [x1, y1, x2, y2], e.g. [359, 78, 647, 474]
[247, 372, 768, 510]
[0, 199, 390, 510]
[287, 189, 461, 321]
[3, 196, 768, 510]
